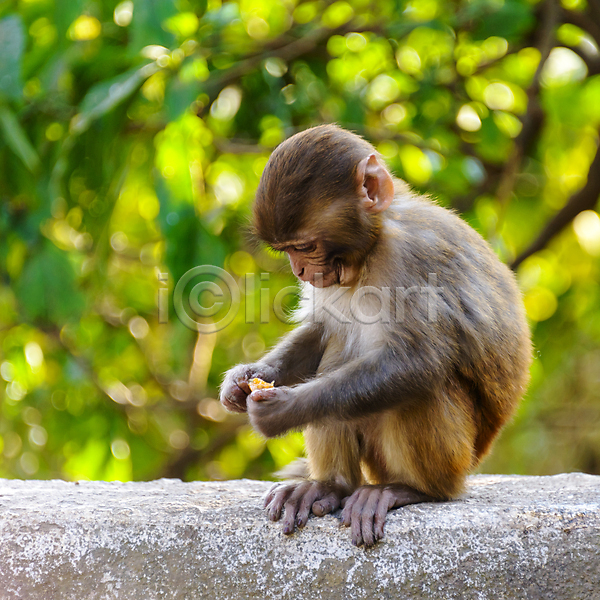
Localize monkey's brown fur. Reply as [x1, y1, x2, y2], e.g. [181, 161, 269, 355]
[221, 124, 532, 541]
[298, 181, 531, 499]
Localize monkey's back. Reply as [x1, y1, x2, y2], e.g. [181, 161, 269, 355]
[378, 193, 532, 459]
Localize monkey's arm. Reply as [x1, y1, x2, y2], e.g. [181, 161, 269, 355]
[248, 341, 449, 436]
[220, 323, 326, 413]
[260, 322, 326, 386]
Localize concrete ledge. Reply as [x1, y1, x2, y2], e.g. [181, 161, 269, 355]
[0, 474, 599, 600]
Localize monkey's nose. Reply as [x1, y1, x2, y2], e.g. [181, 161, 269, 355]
[297, 267, 304, 277]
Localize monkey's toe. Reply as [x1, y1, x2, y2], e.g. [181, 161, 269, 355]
[341, 484, 434, 547]
[264, 480, 349, 534]
[264, 482, 295, 521]
[312, 491, 342, 516]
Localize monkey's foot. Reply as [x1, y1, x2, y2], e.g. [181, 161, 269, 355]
[264, 480, 350, 535]
[341, 484, 435, 548]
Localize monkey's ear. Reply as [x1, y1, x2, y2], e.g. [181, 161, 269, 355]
[356, 154, 395, 213]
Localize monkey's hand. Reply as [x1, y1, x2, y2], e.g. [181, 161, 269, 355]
[264, 480, 351, 535]
[341, 484, 434, 548]
[219, 363, 278, 414]
[247, 386, 303, 437]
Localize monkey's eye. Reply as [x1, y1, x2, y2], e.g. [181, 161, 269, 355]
[293, 244, 316, 253]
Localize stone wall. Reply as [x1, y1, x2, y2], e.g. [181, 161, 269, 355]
[0, 473, 599, 599]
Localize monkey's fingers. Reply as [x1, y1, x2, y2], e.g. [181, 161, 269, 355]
[265, 483, 296, 521]
[264, 482, 285, 508]
[340, 492, 359, 527]
[248, 387, 278, 403]
[350, 488, 372, 547]
[220, 381, 249, 413]
[312, 492, 342, 516]
[373, 489, 396, 541]
[296, 484, 326, 529]
[236, 380, 252, 395]
[360, 489, 384, 548]
[281, 482, 312, 535]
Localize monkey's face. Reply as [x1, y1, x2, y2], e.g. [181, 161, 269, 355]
[253, 126, 396, 288]
[277, 240, 347, 287]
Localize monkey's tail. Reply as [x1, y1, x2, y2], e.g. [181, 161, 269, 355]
[274, 458, 309, 480]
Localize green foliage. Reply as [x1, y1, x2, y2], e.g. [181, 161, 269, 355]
[1, 0, 599, 481]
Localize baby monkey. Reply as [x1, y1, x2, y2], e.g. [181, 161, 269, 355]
[220, 124, 532, 547]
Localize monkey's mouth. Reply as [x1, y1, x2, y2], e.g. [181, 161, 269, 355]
[303, 260, 351, 287]
[306, 270, 339, 288]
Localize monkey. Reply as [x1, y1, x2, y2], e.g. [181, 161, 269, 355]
[219, 124, 532, 547]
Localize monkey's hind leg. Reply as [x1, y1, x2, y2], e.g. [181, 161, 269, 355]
[263, 421, 362, 535]
[344, 383, 478, 547]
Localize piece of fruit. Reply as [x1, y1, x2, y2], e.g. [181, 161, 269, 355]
[248, 378, 275, 392]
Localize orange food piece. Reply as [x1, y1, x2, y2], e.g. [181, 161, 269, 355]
[248, 378, 275, 392]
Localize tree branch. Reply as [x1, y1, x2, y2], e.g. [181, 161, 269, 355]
[213, 137, 267, 154]
[589, 0, 600, 24]
[587, 0, 600, 28]
[197, 22, 379, 115]
[512, 139, 600, 269]
[495, 0, 559, 208]
[159, 417, 244, 480]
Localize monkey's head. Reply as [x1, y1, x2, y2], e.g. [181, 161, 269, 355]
[253, 124, 395, 287]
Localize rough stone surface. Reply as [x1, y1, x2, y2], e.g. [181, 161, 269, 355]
[0, 474, 598, 600]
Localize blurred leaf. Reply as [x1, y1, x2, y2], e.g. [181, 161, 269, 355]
[164, 77, 201, 121]
[0, 104, 40, 172]
[53, 0, 85, 38]
[130, 0, 177, 52]
[469, 0, 535, 42]
[15, 242, 85, 323]
[164, 12, 199, 38]
[0, 15, 25, 101]
[71, 64, 160, 135]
